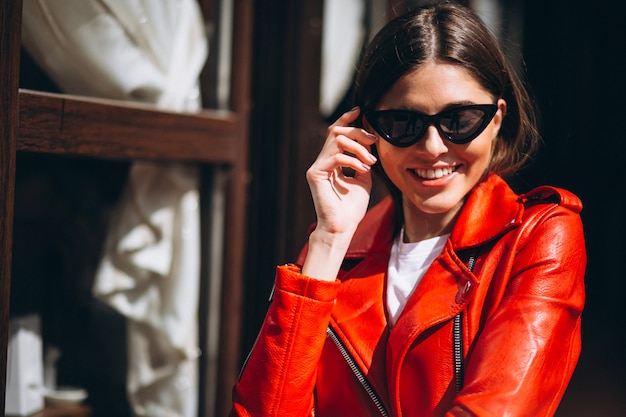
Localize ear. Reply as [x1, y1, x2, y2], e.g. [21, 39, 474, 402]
[492, 98, 507, 138]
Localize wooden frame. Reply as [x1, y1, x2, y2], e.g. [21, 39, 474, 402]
[17, 91, 239, 162]
[0, 0, 23, 413]
[0, 1, 253, 416]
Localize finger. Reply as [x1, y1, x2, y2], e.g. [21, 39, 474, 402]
[332, 106, 362, 127]
[310, 150, 372, 177]
[334, 152, 375, 176]
[335, 135, 377, 165]
[332, 126, 378, 146]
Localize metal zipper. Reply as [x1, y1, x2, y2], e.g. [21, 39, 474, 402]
[326, 254, 476, 412]
[453, 314, 463, 393]
[454, 255, 476, 393]
[326, 326, 390, 417]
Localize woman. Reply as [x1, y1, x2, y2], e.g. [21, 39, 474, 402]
[232, 2, 586, 416]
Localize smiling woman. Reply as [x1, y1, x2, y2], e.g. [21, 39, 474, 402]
[231, 2, 586, 416]
[371, 62, 506, 242]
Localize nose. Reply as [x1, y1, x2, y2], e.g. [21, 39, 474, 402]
[417, 125, 449, 156]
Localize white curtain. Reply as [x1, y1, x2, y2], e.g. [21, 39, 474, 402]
[22, 1, 209, 416]
[319, 0, 366, 117]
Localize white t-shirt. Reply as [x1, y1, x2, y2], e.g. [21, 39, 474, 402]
[386, 230, 450, 325]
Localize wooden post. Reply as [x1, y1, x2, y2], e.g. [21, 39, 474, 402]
[0, 0, 23, 414]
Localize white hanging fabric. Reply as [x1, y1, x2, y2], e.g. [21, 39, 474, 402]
[21, 1, 209, 416]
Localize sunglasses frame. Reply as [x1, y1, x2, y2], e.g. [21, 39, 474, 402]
[364, 104, 498, 147]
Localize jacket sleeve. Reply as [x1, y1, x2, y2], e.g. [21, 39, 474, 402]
[231, 264, 340, 417]
[448, 203, 586, 417]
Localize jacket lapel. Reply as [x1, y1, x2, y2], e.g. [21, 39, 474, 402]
[450, 173, 523, 250]
[324, 175, 525, 402]
[386, 243, 471, 358]
[328, 198, 395, 398]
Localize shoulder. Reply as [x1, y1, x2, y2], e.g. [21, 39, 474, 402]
[515, 185, 585, 253]
[520, 185, 583, 214]
[517, 185, 584, 237]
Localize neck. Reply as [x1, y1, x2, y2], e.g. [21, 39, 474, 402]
[401, 200, 462, 243]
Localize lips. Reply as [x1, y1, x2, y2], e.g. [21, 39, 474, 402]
[414, 165, 457, 179]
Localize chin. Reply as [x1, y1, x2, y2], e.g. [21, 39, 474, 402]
[414, 193, 467, 216]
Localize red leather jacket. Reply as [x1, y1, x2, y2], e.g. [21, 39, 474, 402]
[232, 174, 586, 417]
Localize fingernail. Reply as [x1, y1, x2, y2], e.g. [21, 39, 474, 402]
[350, 106, 360, 112]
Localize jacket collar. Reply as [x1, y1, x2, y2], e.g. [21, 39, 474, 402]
[345, 173, 523, 258]
[450, 173, 523, 249]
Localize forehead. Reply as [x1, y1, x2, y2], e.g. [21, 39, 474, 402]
[378, 61, 493, 111]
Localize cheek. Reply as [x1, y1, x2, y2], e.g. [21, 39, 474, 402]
[376, 143, 403, 175]
[486, 128, 499, 160]
[467, 135, 497, 172]
[470, 124, 499, 157]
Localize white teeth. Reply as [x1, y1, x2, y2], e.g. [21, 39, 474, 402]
[415, 166, 455, 179]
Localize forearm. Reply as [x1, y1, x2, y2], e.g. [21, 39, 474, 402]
[301, 228, 353, 281]
[232, 265, 340, 416]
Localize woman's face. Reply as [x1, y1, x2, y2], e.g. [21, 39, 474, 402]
[373, 61, 506, 238]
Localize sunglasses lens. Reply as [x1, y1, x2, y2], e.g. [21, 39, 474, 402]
[439, 108, 488, 142]
[367, 105, 496, 146]
[371, 112, 424, 146]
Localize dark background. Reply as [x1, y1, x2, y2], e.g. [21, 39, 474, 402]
[522, 0, 626, 414]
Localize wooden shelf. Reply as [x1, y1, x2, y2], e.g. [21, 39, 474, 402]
[17, 90, 240, 163]
[29, 404, 91, 417]
[2, 1, 253, 415]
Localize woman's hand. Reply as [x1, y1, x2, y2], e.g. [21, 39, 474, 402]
[302, 107, 378, 281]
[307, 107, 377, 235]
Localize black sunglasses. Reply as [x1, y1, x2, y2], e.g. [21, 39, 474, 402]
[364, 104, 498, 147]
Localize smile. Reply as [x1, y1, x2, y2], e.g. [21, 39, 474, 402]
[415, 166, 457, 179]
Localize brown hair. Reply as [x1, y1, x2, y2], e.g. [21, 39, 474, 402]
[354, 1, 539, 208]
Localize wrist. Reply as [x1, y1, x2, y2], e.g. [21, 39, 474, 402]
[301, 229, 353, 281]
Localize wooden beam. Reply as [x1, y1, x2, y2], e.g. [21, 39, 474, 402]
[215, 0, 254, 414]
[18, 90, 240, 163]
[0, 0, 23, 414]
